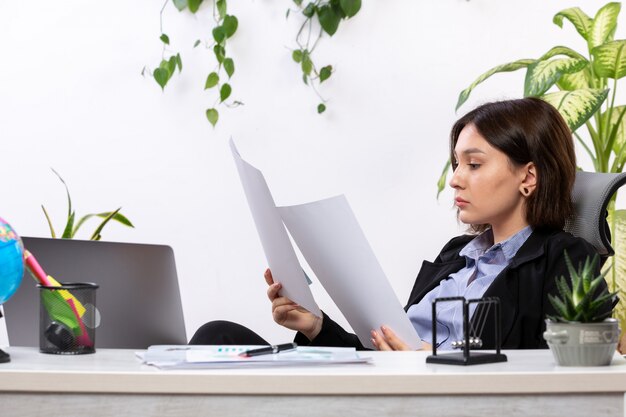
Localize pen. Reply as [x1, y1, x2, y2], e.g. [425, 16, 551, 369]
[239, 343, 298, 357]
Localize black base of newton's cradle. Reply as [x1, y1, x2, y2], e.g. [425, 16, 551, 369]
[0, 348, 10, 363]
[426, 352, 507, 366]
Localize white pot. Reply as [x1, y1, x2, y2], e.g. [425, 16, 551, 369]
[543, 318, 620, 366]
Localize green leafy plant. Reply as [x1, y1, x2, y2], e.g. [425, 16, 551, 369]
[143, 0, 239, 127]
[548, 251, 617, 322]
[145, 0, 360, 124]
[288, 0, 362, 114]
[41, 169, 134, 241]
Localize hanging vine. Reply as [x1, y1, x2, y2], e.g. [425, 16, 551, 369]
[144, 0, 361, 125]
[288, 0, 361, 114]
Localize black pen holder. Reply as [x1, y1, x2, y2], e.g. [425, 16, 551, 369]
[38, 282, 99, 355]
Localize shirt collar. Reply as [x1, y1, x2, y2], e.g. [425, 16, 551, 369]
[460, 226, 533, 262]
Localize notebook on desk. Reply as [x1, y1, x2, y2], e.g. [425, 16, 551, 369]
[3, 237, 187, 349]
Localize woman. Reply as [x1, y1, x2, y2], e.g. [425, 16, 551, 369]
[191, 97, 607, 350]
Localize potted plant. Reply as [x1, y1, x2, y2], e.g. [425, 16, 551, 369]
[439, 1, 626, 332]
[544, 251, 619, 366]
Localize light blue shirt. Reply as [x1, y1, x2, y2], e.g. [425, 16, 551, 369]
[406, 226, 532, 350]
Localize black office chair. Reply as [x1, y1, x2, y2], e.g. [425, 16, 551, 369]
[564, 171, 626, 259]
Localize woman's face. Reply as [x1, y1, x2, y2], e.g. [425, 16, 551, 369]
[449, 124, 531, 240]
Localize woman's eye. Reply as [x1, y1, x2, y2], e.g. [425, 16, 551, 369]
[468, 163, 481, 169]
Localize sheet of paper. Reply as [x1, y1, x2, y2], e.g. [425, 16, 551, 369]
[229, 139, 321, 317]
[139, 345, 370, 369]
[278, 195, 422, 350]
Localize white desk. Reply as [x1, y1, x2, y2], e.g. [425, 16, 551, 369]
[1, 347, 625, 417]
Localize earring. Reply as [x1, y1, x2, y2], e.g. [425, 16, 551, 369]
[521, 187, 530, 196]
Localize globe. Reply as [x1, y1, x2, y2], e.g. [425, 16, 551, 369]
[0, 218, 24, 306]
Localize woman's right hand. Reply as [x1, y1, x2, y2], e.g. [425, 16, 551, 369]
[265, 268, 322, 341]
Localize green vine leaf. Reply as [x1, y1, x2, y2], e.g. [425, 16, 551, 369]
[173, 0, 188, 12]
[153, 67, 170, 90]
[318, 5, 341, 36]
[205, 72, 219, 89]
[160, 33, 170, 45]
[214, 45, 225, 63]
[339, 0, 361, 18]
[301, 53, 313, 75]
[292, 50, 304, 63]
[167, 56, 177, 74]
[319, 65, 332, 82]
[293, 0, 303, 6]
[206, 108, 219, 126]
[212, 26, 226, 44]
[175, 53, 183, 72]
[224, 58, 235, 78]
[216, 0, 227, 19]
[193, 39, 201, 48]
[317, 103, 326, 113]
[223, 15, 238, 38]
[220, 83, 232, 102]
[303, 3, 316, 18]
[188, 0, 204, 14]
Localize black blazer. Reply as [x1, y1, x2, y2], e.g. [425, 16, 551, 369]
[295, 228, 605, 350]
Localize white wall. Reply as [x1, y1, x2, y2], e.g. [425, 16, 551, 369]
[0, 0, 619, 345]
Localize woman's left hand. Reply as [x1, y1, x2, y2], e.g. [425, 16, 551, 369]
[370, 325, 412, 351]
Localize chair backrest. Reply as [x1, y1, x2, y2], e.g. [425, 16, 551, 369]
[564, 171, 626, 258]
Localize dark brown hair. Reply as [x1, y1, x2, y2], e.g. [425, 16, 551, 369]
[450, 97, 576, 232]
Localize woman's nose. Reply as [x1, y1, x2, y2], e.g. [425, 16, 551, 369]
[449, 166, 462, 189]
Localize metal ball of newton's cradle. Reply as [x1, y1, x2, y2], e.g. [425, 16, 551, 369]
[451, 337, 483, 349]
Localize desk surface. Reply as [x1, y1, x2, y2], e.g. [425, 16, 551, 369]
[1, 347, 626, 395]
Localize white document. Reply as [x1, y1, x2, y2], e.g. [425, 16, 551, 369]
[278, 195, 422, 350]
[229, 139, 321, 317]
[138, 345, 371, 369]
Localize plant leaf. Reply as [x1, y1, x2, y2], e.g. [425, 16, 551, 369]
[193, 39, 201, 48]
[50, 168, 72, 218]
[216, 0, 226, 19]
[303, 3, 316, 18]
[223, 15, 238, 38]
[160, 33, 170, 45]
[589, 2, 621, 49]
[319, 65, 332, 82]
[205, 72, 219, 89]
[317, 103, 326, 114]
[292, 49, 304, 63]
[553, 7, 593, 41]
[541, 88, 609, 132]
[206, 108, 219, 126]
[89, 208, 120, 241]
[41, 205, 56, 239]
[212, 26, 226, 44]
[605, 106, 626, 155]
[62, 211, 75, 239]
[220, 83, 232, 102]
[301, 53, 313, 76]
[557, 66, 592, 91]
[173, 0, 188, 11]
[339, 0, 361, 18]
[317, 5, 341, 36]
[539, 45, 588, 61]
[223, 58, 235, 78]
[456, 59, 535, 110]
[214, 45, 225, 64]
[592, 40, 626, 79]
[187, 0, 203, 13]
[524, 57, 587, 97]
[175, 53, 182, 72]
[436, 159, 451, 198]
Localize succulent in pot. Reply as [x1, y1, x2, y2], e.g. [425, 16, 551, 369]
[544, 251, 619, 366]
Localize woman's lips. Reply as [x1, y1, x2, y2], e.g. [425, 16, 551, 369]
[455, 197, 469, 207]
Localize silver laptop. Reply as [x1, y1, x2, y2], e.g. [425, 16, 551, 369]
[4, 237, 187, 349]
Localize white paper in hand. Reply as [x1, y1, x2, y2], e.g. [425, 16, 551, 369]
[278, 195, 421, 350]
[229, 139, 321, 318]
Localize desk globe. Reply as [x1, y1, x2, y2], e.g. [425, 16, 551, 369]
[0, 218, 24, 363]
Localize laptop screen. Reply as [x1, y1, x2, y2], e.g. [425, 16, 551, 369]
[4, 237, 187, 349]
